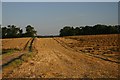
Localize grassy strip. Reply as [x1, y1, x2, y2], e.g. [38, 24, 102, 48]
[2, 49, 21, 63]
[2, 38, 37, 77]
[2, 38, 34, 67]
[2, 48, 20, 55]
[2, 51, 37, 77]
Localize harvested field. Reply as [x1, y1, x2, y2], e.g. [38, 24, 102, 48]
[2, 38, 32, 65]
[2, 34, 120, 78]
[57, 34, 120, 63]
[2, 38, 31, 50]
[1, 38, 35, 77]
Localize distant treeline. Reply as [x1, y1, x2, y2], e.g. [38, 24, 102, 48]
[36, 35, 60, 38]
[60, 24, 120, 36]
[1, 24, 120, 38]
[1, 25, 37, 38]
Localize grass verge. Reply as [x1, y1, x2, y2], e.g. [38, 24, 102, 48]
[2, 48, 20, 55]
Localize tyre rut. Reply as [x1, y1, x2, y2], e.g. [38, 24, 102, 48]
[5, 38, 119, 78]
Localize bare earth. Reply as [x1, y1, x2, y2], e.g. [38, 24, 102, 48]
[6, 37, 119, 78]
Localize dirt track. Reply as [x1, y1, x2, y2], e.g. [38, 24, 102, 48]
[5, 38, 119, 78]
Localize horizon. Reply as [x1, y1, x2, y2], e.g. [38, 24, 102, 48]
[2, 2, 118, 36]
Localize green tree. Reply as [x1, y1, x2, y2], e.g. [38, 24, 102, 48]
[60, 26, 74, 36]
[2, 25, 23, 38]
[2, 27, 7, 38]
[6, 25, 20, 38]
[74, 27, 81, 35]
[59, 24, 119, 36]
[0, 25, 2, 38]
[25, 25, 37, 37]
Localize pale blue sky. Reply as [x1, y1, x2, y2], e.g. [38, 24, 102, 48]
[0, 1, 2, 24]
[1, 0, 120, 2]
[2, 2, 118, 35]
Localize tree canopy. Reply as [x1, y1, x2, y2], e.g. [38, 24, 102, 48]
[24, 25, 37, 37]
[2, 25, 37, 38]
[1, 24, 119, 38]
[60, 24, 120, 36]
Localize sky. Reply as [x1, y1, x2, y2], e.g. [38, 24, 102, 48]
[2, 2, 118, 35]
[1, 0, 120, 2]
[0, 1, 2, 25]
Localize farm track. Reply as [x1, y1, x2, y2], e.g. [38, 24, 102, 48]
[2, 38, 34, 67]
[5, 37, 119, 78]
[23, 38, 32, 50]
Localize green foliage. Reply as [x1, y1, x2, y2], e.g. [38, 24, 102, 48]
[0, 25, 2, 38]
[10, 59, 23, 67]
[24, 25, 37, 37]
[60, 26, 75, 36]
[2, 25, 37, 38]
[2, 48, 20, 54]
[60, 24, 120, 36]
[2, 25, 23, 38]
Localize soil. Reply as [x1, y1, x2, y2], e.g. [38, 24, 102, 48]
[3, 35, 119, 78]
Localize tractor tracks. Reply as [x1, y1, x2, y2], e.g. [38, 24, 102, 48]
[2, 38, 35, 67]
[3, 38, 119, 78]
[54, 38, 120, 64]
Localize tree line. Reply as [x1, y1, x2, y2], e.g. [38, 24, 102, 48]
[1, 25, 37, 38]
[1, 24, 120, 38]
[60, 24, 120, 36]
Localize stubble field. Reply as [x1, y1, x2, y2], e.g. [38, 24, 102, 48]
[1, 34, 120, 78]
